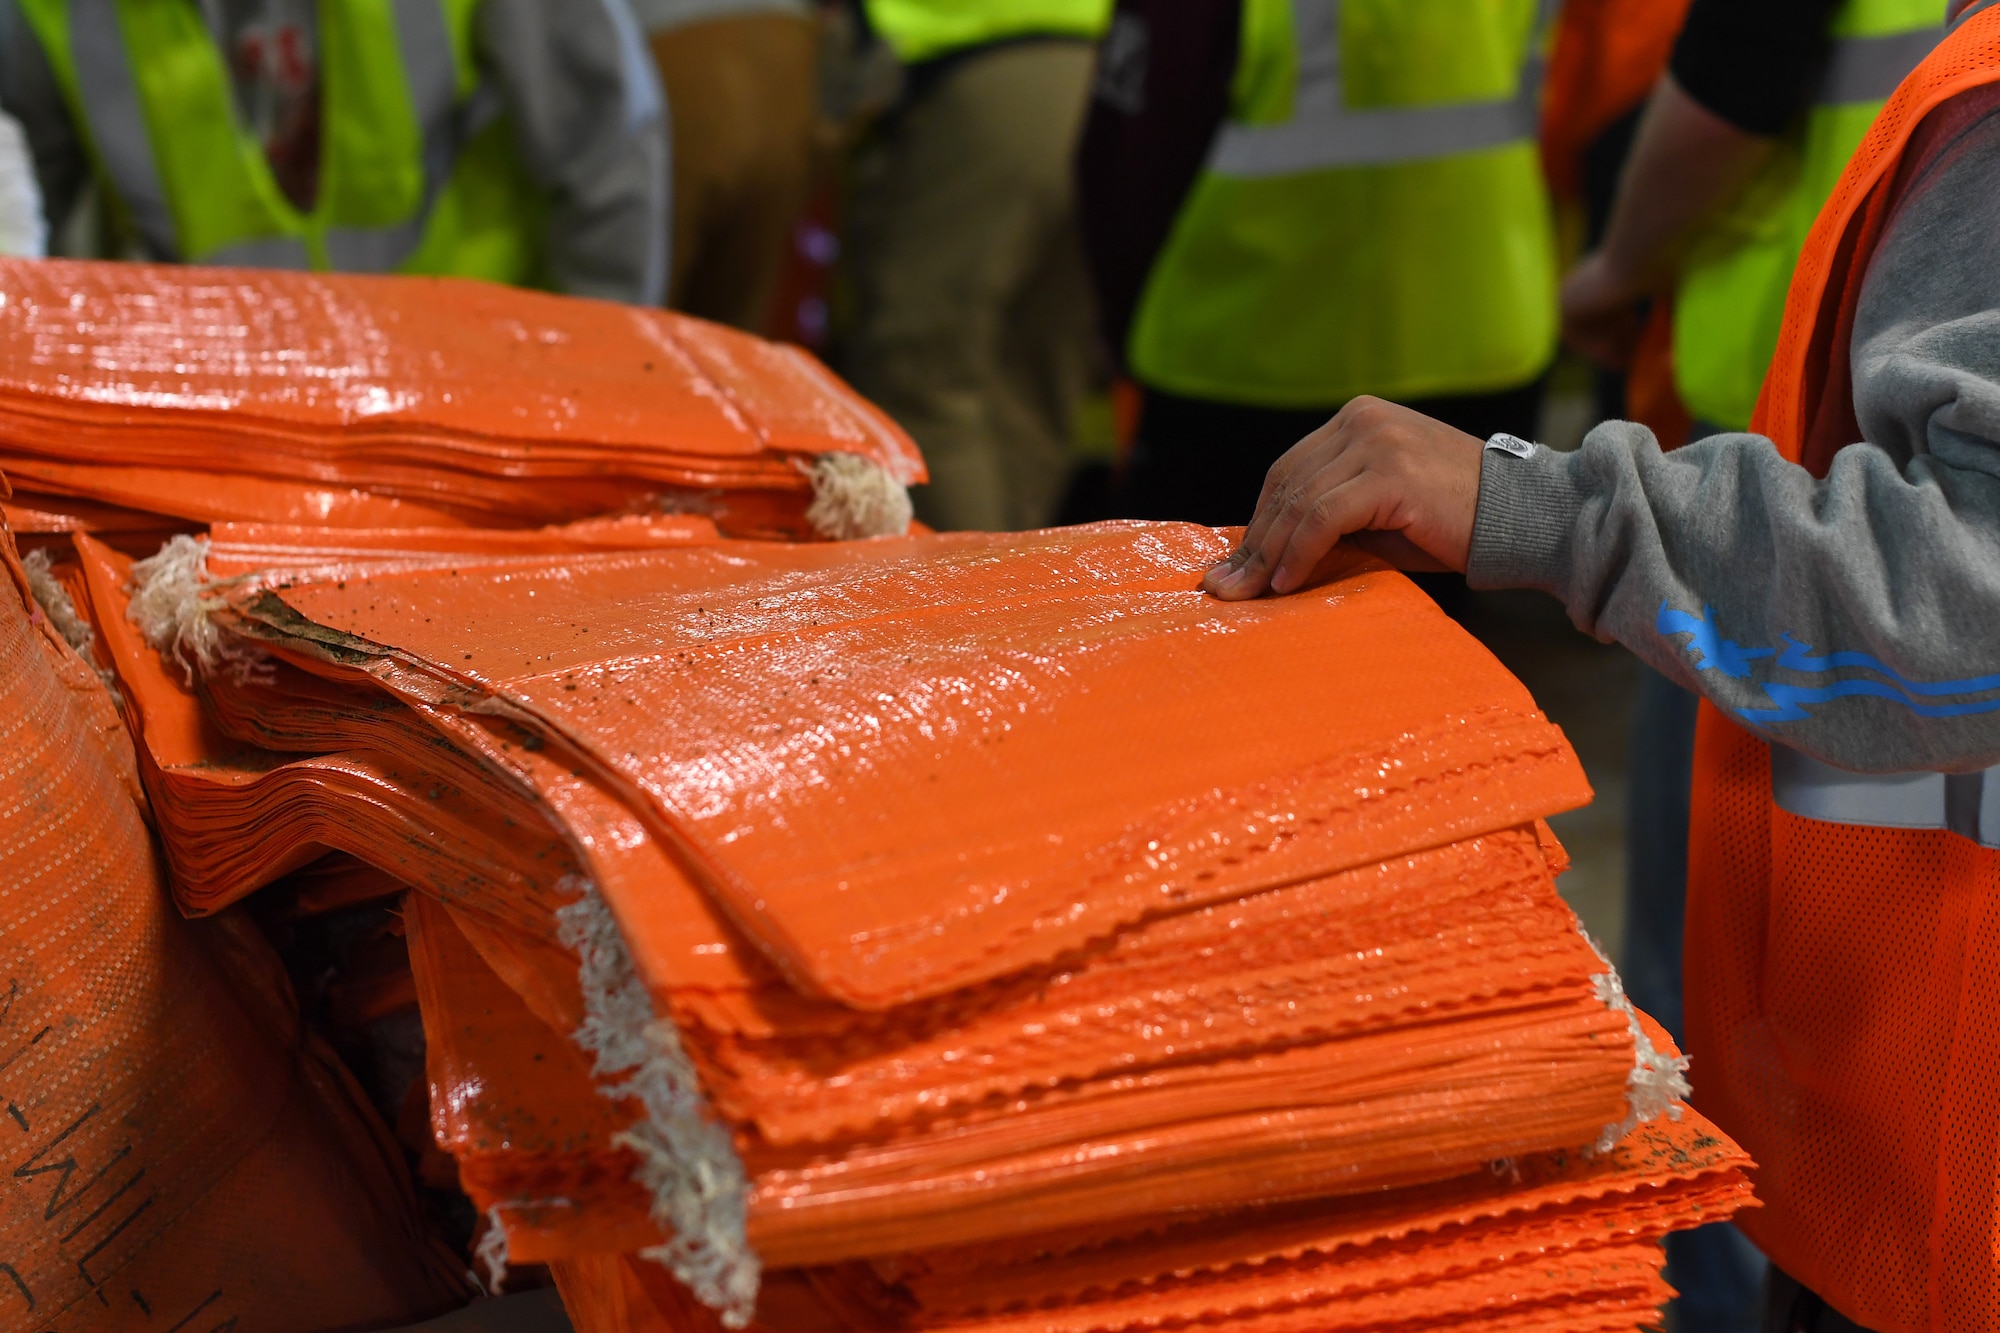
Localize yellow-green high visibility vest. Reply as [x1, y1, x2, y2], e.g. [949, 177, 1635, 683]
[1127, 0, 1560, 410]
[864, 0, 1113, 65]
[1673, 0, 1945, 431]
[18, 0, 547, 280]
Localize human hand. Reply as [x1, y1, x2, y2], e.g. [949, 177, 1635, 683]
[1560, 249, 1648, 370]
[1201, 396, 1485, 600]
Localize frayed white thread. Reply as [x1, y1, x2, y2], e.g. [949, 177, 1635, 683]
[803, 452, 912, 540]
[126, 535, 269, 686]
[1586, 932, 1690, 1153]
[473, 1207, 509, 1294]
[554, 880, 758, 1327]
[22, 548, 95, 658]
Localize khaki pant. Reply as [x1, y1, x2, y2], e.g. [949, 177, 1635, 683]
[650, 14, 819, 329]
[843, 40, 1099, 532]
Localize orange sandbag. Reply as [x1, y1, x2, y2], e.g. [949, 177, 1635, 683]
[0, 258, 923, 538]
[0, 521, 466, 1330]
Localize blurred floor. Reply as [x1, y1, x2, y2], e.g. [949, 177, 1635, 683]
[1454, 587, 1638, 960]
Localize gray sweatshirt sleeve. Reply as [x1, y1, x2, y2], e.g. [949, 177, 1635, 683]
[1468, 101, 2000, 776]
[474, 0, 670, 305]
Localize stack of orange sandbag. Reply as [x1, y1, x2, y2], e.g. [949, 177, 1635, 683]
[0, 523, 471, 1331]
[74, 515, 1754, 1332]
[0, 258, 923, 542]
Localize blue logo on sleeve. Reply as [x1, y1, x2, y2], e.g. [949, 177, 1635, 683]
[1656, 602, 2000, 723]
[1655, 605, 1772, 678]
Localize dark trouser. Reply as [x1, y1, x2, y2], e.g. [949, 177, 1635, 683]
[1764, 1269, 1879, 1332]
[1113, 381, 1545, 527]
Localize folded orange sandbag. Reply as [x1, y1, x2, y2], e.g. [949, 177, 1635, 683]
[111, 561, 1642, 1280]
[195, 524, 1594, 1010]
[0, 258, 923, 538]
[399, 834, 1748, 1333]
[392, 812, 1652, 1263]
[0, 521, 467, 1331]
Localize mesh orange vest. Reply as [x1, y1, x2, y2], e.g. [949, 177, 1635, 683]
[1687, 6, 2000, 1330]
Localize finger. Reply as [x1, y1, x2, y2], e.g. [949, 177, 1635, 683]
[1268, 473, 1391, 594]
[1208, 458, 1332, 600]
[1239, 415, 1349, 557]
[1207, 446, 1371, 600]
[1238, 403, 1377, 566]
[1210, 397, 1392, 601]
[1202, 548, 1269, 600]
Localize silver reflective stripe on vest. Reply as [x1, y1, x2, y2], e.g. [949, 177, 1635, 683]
[1208, 0, 1554, 178]
[68, 0, 180, 260]
[1772, 745, 2000, 849]
[68, 0, 461, 271]
[1819, 26, 1944, 105]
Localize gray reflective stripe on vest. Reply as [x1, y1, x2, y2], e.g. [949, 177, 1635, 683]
[1818, 26, 1944, 105]
[67, 0, 461, 271]
[1771, 745, 2000, 849]
[1207, 0, 1556, 179]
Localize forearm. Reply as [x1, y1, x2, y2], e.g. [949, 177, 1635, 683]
[1469, 424, 2000, 773]
[476, 0, 670, 305]
[1591, 75, 1774, 293]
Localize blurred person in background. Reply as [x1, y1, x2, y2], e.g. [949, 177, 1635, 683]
[1077, 0, 1559, 529]
[1536, 0, 1692, 433]
[841, 0, 1111, 533]
[636, 0, 819, 329]
[1557, 3, 1946, 1327]
[0, 104, 41, 257]
[0, 0, 668, 305]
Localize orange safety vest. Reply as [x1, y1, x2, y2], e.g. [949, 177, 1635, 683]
[1686, 5, 2000, 1330]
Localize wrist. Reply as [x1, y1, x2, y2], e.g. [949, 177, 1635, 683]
[1581, 246, 1655, 303]
[1466, 441, 1582, 594]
